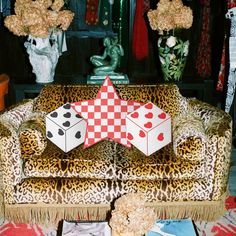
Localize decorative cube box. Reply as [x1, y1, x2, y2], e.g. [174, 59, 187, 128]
[46, 103, 87, 152]
[126, 102, 171, 156]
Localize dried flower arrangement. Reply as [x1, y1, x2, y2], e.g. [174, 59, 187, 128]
[4, 0, 74, 38]
[110, 193, 156, 236]
[147, 0, 193, 33]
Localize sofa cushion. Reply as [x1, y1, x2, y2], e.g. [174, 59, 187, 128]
[115, 144, 207, 181]
[23, 140, 116, 179]
[172, 113, 207, 161]
[14, 178, 116, 204]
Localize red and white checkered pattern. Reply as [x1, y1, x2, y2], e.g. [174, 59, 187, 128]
[71, 77, 142, 148]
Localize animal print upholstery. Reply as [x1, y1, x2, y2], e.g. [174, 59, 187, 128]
[0, 84, 232, 222]
[189, 98, 233, 200]
[115, 144, 206, 181]
[1, 100, 34, 129]
[23, 140, 116, 179]
[172, 112, 206, 161]
[0, 122, 22, 203]
[23, 141, 206, 181]
[18, 113, 47, 158]
[33, 84, 184, 115]
[14, 178, 211, 204]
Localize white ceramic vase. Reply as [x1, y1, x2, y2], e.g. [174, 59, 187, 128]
[24, 33, 60, 84]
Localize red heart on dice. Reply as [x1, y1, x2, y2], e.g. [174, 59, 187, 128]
[127, 133, 134, 140]
[158, 112, 166, 119]
[131, 112, 139, 118]
[139, 130, 146, 138]
[157, 133, 164, 141]
[145, 112, 153, 119]
[144, 103, 153, 109]
[144, 122, 152, 129]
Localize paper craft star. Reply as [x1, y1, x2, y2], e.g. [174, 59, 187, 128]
[71, 77, 142, 148]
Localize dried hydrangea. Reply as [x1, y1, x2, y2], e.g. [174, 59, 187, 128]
[4, 0, 74, 38]
[110, 193, 156, 235]
[51, 0, 64, 11]
[147, 0, 193, 32]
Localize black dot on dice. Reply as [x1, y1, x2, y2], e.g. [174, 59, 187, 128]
[63, 121, 70, 127]
[58, 129, 64, 136]
[50, 112, 58, 118]
[63, 104, 71, 109]
[75, 131, 81, 139]
[63, 112, 71, 118]
[76, 114, 81, 118]
[47, 131, 53, 138]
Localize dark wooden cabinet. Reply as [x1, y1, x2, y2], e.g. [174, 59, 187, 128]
[0, 0, 227, 111]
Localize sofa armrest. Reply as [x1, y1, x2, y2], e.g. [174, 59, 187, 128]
[206, 118, 232, 199]
[188, 98, 232, 199]
[18, 111, 47, 158]
[172, 113, 207, 162]
[0, 121, 22, 204]
[188, 98, 228, 128]
[1, 99, 35, 129]
[0, 100, 43, 204]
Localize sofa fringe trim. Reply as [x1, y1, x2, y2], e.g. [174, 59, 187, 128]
[4, 203, 110, 226]
[146, 196, 227, 221]
[4, 195, 227, 225]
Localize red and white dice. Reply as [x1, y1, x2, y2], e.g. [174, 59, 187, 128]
[126, 102, 171, 156]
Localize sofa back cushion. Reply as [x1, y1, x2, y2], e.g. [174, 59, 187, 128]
[33, 84, 188, 118]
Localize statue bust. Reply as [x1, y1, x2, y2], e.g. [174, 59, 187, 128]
[90, 37, 124, 76]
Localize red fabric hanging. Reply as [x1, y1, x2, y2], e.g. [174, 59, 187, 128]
[85, 0, 100, 25]
[142, 0, 150, 15]
[228, 0, 236, 9]
[195, 0, 211, 78]
[132, 0, 149, 60]
[216, 0, 236, 91]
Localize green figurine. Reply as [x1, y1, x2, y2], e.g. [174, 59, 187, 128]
[90, 37, 124, 75]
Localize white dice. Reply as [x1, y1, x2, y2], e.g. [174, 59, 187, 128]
[126, 102, 171, 156]
[46, 103, 87, 152]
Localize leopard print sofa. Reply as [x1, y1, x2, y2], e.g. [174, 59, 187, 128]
[0, 84, 232, 225]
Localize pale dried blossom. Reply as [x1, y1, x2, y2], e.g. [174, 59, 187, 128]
[57, 10, 74, 31]
[174, 7, 193, 29]
[29, 24, 49, 38]
[51, 0, 64, 12]
[113, 193, 145, 214]
[4, 0, 74, 37]
[110, 193, 156, 235]
[4, 15, 27, 36]
[147, 0, 193, 32]
[46, 11, 59, 28]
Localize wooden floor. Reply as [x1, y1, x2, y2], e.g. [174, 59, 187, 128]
[229, 148, 236, 196]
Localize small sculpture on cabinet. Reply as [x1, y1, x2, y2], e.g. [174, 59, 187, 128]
[90, 37, 124, 75]
[88, 37, 129, 84]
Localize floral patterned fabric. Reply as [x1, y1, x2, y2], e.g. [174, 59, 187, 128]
[195, 0, 211, 78]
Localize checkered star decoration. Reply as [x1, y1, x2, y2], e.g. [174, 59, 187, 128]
[71, 77, 142, 148]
